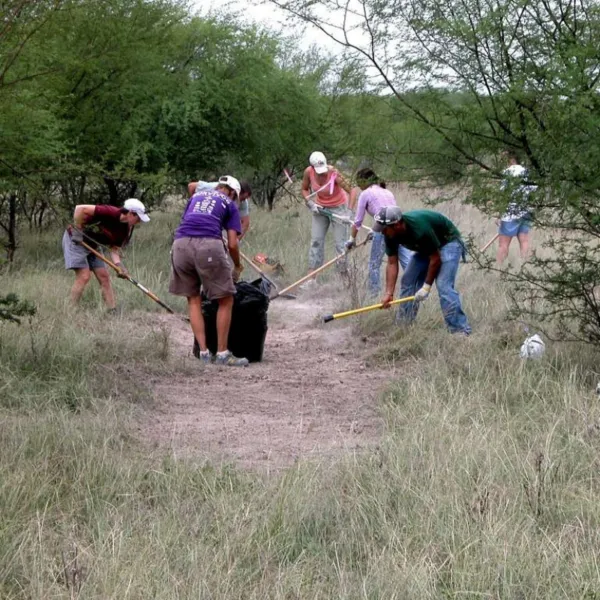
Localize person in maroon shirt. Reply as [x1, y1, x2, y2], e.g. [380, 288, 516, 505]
[62, 198, 150, 311]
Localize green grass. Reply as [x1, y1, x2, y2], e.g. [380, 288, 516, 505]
[2, 188, 600, 598]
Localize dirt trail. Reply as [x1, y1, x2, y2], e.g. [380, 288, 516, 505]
[142, 285, 395, 470]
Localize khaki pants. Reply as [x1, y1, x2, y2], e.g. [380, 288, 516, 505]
[169, 237, 235, 300]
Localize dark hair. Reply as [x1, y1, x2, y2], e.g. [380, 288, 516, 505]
[240, 181, 252, 196]
[356, 167, 386, 189]
[504, 149, 520, 163]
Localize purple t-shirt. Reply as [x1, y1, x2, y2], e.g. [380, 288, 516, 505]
[174, 190, 241, 240]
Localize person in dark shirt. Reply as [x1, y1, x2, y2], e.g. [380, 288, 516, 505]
[375, 206, 471, 335]
[62, 198, 150, 311]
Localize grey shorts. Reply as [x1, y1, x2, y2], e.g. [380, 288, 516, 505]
[169, 237, 236, 300]
[62, 231, 106, 270]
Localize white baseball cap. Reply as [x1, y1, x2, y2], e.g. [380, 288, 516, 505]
[309, 151, 328, 174]
[123, 198, 150, 222]
[218, 175, 241, 199]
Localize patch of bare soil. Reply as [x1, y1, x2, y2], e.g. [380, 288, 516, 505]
[141, 284, 395, 470]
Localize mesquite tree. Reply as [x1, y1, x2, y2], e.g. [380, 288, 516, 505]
[271, 0, 600, 343]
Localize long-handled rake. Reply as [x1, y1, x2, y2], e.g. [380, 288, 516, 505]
[271, 236, 371, 300]
[323, 295, 416, 323]
[315, 205, 373, 234]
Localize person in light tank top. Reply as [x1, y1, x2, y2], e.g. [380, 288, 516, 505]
[301, 151, 352, 281]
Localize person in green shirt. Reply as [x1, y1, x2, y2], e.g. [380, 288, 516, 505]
[374, 207, 471, 334]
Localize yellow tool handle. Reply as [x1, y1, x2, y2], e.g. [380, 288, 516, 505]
[323, 296, 416, 323]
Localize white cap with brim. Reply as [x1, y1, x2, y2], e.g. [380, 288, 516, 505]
[218, 175, 241, 199]
[123, 198, 150, 222]
[309, 151, 328, 175]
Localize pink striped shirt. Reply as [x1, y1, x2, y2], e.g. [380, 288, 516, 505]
[354, 184, 397, 228]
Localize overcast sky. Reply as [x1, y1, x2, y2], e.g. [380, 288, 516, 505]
[190, 0, 342, 54]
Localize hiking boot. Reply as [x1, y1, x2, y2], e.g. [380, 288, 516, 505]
[215, 350, 249, 367]
[198, 350, 213, 365]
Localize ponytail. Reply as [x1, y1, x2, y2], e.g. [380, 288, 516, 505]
[357, 167, 387, 188]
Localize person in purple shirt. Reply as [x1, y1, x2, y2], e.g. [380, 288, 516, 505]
[169, 175, 248, 367]
[345, 168, 413, 296]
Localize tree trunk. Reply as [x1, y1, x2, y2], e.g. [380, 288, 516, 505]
[103, 176, 119, 206]
[267, 186, 277, 211]
[6, 194, 17, 263]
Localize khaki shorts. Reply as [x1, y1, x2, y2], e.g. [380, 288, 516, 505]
[169, 237, 235, 300]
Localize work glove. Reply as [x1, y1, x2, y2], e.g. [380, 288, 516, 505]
[344, 238, 356, 251]
[233, 264, 243, 283]
[415, 283, 431, 302]
[115, 263, 129, 279]
[306, 200, 320, 215]
[71, 227, 84, 244]
[381, 292, 394, 309]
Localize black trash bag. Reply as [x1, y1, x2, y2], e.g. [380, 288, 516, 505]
[193, 278, 270, 362]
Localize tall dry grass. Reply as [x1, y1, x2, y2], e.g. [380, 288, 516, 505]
[1, 186, 600, 598]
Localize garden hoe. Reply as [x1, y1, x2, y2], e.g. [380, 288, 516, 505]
[323, 295, 416, 323]
[79, 240, 187, 319]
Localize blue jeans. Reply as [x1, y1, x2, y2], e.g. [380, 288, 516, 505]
[395, 240, 471, 334]
[309, 206, 350, 273]
[368, 232, 412, 296]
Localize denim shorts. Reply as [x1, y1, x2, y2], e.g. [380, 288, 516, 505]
[62, 231, 106, 270]
[499, 218, 531, 237]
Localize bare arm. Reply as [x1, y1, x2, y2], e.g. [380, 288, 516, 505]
[349, 186, 360, 212]
[188, 182, 197, 198]
[301, 168, 311, 200]
[227, 229, 241, 268]
[109, 246, 122, 265]
[425, 251, 442, 285]
[240, 215, 250, 238]
[335, 170, 352, 194]
[73, 205, 96, 228]
[382, 254, 399, 307]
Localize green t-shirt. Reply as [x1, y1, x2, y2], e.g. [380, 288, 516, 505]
[384, 210, 461, 257]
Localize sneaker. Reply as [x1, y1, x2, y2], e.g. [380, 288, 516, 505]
[198, 350, 213, 365]
[215, 351, 249, 367]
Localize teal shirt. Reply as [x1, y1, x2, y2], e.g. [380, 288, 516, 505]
[384, 210, 461, 257]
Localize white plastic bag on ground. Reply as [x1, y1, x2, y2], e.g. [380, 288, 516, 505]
[520, 334, 545, 359]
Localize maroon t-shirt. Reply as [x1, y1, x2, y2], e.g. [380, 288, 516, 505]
[69, 205, 132, 248]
